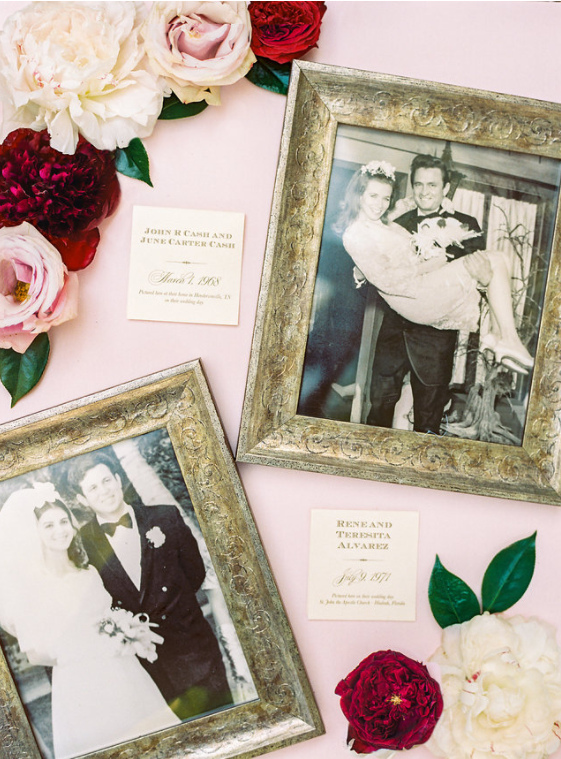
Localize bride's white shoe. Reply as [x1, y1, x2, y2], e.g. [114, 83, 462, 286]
[479, 333, 533, 374]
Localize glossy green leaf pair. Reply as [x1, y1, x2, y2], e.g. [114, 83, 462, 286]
[0, 333, 50, 407]
[429, 532, 536, 628]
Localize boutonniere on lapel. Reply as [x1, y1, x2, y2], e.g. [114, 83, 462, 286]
[146, 526, 166, 548]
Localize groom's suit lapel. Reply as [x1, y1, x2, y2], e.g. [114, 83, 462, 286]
[133, 503, 156, 605]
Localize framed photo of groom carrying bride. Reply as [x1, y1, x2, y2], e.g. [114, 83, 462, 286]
[237, 60, 561, 507]
[0, 361, 323, 759]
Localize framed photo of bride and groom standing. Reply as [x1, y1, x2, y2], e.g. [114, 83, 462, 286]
[237, 60, 561, 507]
[0, 361, 323, 759]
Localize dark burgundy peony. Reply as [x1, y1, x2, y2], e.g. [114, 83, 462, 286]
[335, 650, 443, 754]
[248, 2, 327, 65]
[0, 128, 120, 270]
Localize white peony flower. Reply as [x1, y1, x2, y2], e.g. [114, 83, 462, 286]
[0, 2, 165, 154]
[428, 612, 561, 759]
[142, 2, 256, 106]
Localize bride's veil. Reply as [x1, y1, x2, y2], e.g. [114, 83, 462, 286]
[0, 482, 62, 646]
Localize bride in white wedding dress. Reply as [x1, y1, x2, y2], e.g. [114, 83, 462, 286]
[0, 483, 179, 759]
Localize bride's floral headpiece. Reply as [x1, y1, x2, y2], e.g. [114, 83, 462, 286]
[4, 482, 61, 512]
[360, 160, 396, 181]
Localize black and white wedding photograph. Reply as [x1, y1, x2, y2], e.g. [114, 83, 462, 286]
[297, 124, 561, 445]
[0, 430, 257, 759]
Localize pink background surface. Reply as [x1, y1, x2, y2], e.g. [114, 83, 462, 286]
[1, 2, 561, 758]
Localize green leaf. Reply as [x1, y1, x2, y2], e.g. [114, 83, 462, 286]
[0, 333, 50, 407]
[158, 92, 209, 120]
[429, 555, 481, 628]
[245, 57, 292, 95]
[481, 532, 536, 613]
[115, 138, 153, 186]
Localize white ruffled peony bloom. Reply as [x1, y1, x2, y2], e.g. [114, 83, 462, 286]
[428, 612, 561, 759]
[0, 2, 164, 154]
[142, 2, 256, 106]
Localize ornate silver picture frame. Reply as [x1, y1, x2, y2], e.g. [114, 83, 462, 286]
[0, 361, 323, 759]
[237, 60, 561, 506]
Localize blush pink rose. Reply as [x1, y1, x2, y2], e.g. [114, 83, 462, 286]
[0, 222, 79, 353]
[142, 2, 256, 105]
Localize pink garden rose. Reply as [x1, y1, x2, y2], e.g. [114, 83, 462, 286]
[0, 223, 79, 353]
[142, 2, 256, 105]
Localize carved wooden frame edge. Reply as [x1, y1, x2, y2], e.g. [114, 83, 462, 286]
[237, 61, 561, 507]
[0, 361, 324, 759]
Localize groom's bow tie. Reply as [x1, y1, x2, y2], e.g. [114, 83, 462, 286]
[101, 513, 133, 537]
[417, 210, 446, 221]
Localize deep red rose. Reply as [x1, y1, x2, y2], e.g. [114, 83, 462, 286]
[0, 128, 120, 270]
[248, 1, 327, 65]
[335, 650, 443, 754]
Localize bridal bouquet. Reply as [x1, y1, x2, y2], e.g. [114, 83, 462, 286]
[412, 217, 481, 261]
[98, 608, 164, 663]
[336, 532, 561, 759]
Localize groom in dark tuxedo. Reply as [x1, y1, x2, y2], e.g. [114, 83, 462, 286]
[366, 153, 486, 433]
[69, 453, 233, 721]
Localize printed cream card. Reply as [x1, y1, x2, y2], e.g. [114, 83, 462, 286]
[128, 205, 245, 325]
[308, 509, 419, 621]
